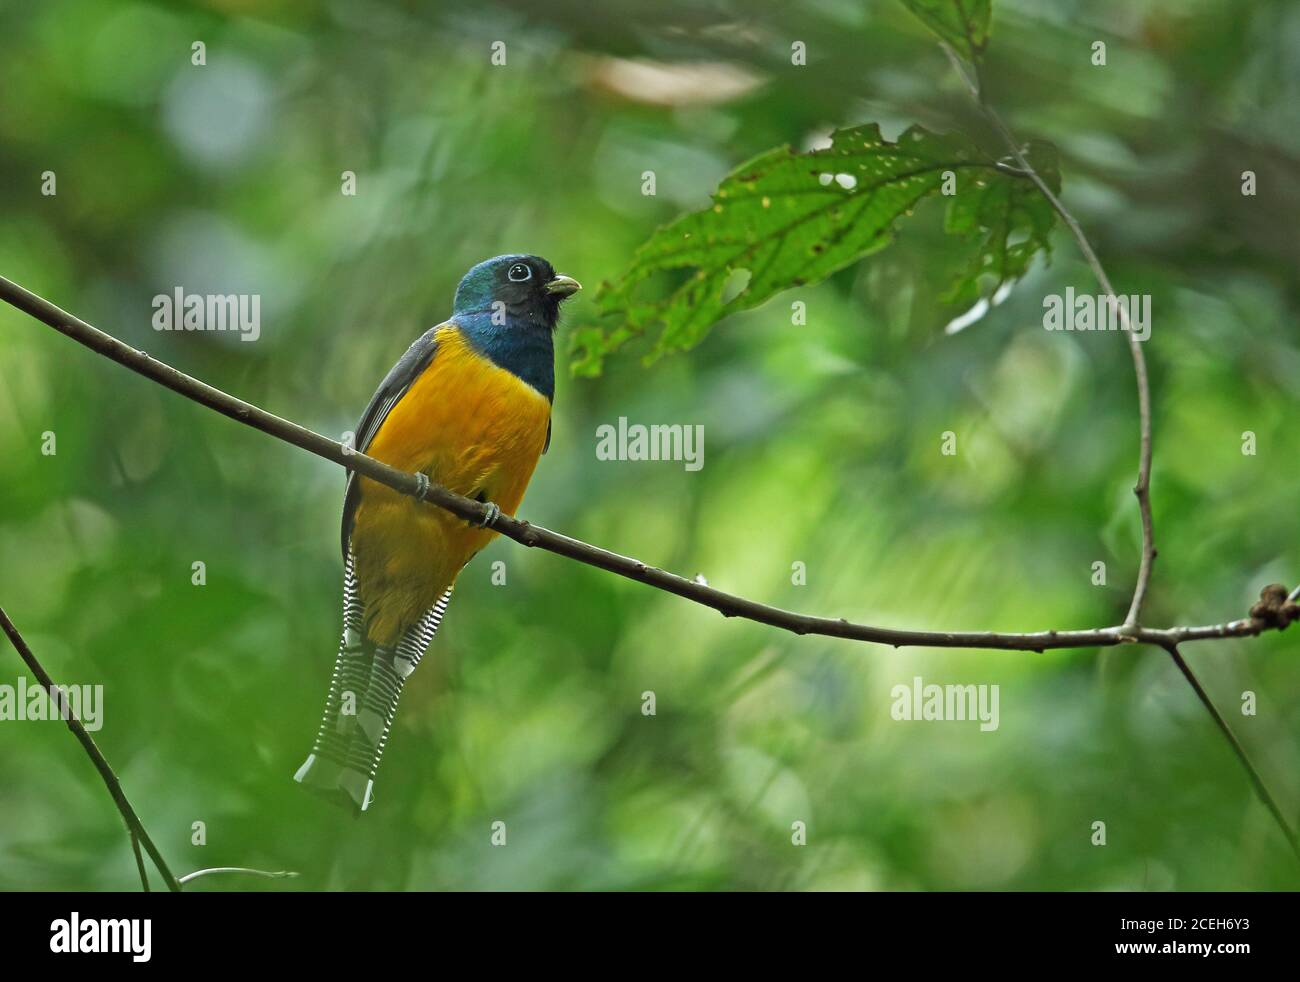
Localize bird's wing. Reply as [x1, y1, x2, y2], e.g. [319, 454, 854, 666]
[340, 325, 442, 559]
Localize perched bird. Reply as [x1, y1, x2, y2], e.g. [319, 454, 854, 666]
[294, 254, 580, 812]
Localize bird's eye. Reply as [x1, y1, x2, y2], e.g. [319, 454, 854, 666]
[507, 263, 532, 282]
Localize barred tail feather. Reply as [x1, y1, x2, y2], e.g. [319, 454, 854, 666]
[294, 554, 374, 810]
[294, 568, 452, 815]
[337, 589, 452, 811]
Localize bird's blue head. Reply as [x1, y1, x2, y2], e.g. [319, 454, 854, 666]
[450, 254, 580, 401]
[452, 254, 580, 330]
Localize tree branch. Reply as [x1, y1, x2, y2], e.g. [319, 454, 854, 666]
[942, 45, 1157, 636]
[0, 273, 1286, 655]
[1160, 642, 1300, 860]
[939, 43, 1296, 858]
[1, 602, 301, 890]
[0, 605, 181, 892]
[130, 831, 150, 892]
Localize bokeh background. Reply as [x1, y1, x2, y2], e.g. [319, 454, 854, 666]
[2, 0, 1299, 890]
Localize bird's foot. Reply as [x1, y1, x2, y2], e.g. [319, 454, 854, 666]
[476, 500, 501, 528]
[412, 472, 431, 500]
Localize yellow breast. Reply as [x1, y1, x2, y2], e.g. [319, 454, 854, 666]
[350, 325, 551, 644]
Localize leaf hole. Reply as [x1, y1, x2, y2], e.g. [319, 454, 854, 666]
[720, 267, 752, 304]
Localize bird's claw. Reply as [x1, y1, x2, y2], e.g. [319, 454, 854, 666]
[476, 501, 501, 528]
[412, 472, 431, 500]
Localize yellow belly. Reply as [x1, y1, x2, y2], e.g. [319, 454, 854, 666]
[350, 325, 551, 645]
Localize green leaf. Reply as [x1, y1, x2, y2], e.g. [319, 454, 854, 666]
[573, 123, 1056, 375]
[897, 0, 992, 63]
[941, 140, 1060, 306]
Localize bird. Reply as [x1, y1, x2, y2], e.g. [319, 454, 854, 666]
[294, 254, 580, 813]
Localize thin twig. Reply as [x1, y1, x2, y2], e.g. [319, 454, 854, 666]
[178, 867, 300, 886]
[1161, 643, 1300, 860]
[130, 831, 150, 892]
[942, 44, 1157, 636]
[940, 42, 1297, 859]
[0, 274, 1279, 655]
[0, 605, 181, 892]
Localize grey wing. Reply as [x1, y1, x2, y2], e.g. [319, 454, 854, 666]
[340, 325, 442, 560]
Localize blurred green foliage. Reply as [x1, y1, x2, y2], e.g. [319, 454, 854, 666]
[900, 0, 991, 62]
[1, 0, 1299, 891]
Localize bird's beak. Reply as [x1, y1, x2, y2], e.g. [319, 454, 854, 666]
[545, 274, 582, 298]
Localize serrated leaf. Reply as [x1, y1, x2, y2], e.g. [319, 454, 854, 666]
[573, 123, 1056, 375]
[898, 0, 992, 63]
